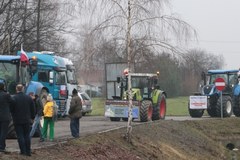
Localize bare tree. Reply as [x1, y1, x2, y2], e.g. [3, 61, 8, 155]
[70, 0, 197, 142]
[0, 0, 70, 54]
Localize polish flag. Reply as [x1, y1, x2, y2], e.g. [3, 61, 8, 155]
[20, 45, 29, 65]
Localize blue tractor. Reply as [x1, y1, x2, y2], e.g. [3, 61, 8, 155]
[189, 69, 238, 118]
[0, 54, 45, 138]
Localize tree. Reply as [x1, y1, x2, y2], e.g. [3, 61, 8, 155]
[180, 49, 224, 95]
[0, 0, 69, 54]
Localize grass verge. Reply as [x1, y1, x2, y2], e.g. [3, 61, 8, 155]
[90, 96, 189, 116]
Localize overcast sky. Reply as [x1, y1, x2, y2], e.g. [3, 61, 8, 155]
[172, 0, 240, 69]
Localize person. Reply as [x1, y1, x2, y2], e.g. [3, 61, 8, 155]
[68, 88, 82, 138]
[0, 81, 13, 152]
[29, 93, 44, 142]
[42, 94, 55, 141]
[10, 84, 35, 156]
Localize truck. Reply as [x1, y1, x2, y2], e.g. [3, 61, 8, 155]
[0, 54, 45, 138]
[104, 63, 167, 122]
[62, 57, 78, 115]
[188, 69, 238, 118]
[17, 51, 68, 117]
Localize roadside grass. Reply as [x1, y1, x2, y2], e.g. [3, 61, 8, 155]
[90, 96, 190, 116]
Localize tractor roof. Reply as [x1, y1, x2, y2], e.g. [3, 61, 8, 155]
[208, 69, 238, 74]
[0, 55, 20, 62]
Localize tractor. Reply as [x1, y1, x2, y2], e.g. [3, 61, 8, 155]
[105, 69, 167, 122]
[189, 69, 238, 118]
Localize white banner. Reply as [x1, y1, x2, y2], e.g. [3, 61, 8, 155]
[189, 96, 207, 109]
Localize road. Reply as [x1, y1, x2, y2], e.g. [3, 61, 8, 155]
[5, 115, 210, 152]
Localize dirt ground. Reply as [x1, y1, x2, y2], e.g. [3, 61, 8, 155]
[1, 117, 240, 160]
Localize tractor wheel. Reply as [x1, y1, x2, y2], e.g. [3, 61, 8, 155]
[140, 100, 153, 122]
[216, 96, 232, 117]
[7, 120, 17, 139]
[233, 96, 240, 117]
[188, 102, 204, 118]
[152, 94, 166, 121]
[110, 117, 121, 121]
[207, 107, 217, 117]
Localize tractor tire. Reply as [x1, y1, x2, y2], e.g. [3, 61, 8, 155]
[233, 95, 240, 117]
[215, 96, 232, 117]
[140, 100, 153, 122]
[110, 117, 121, 121]
[188, 102, 204, 118]
[7, 120, 17, 139]
[152, 94, 166, 121]
[207, 107, 217, 117]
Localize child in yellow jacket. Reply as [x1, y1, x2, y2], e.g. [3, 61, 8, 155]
[42, 94, 55, 141]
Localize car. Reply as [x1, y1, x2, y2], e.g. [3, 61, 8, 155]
[78, 92, 92, 116]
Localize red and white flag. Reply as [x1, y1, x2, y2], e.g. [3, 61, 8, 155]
[20, 45, 29, 65]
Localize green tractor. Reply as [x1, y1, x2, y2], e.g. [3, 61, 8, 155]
[105, 71, 167, 122]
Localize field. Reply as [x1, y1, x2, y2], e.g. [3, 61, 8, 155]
[90, 96, 190, 116]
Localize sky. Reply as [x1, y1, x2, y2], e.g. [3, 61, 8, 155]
[172, 0, 240, 69]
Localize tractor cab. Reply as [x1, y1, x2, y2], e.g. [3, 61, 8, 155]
[201, 70, 238, 96]
[117, 71, 160, 101]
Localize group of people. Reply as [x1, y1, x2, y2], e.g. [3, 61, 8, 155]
[0, 82, 82, 157]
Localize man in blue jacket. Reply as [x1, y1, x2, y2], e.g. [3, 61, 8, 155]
[10, 84, 35, 156]
[0, 81, 13, 152]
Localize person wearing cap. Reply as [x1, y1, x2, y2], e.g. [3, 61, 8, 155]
[42, 94, 55, 141]
[10, 84, 35, 156]
[68, 88, 82, 138]
[0, 82, 13, 152]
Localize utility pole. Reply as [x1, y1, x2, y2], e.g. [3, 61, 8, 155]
[126, 0, 133, 143]
[36, 0, 41, 51]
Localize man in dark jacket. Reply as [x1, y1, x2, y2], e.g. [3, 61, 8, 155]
[10, 84, 35, 156]
[29, 94, 44, 142]
[68, 88, 82, 138]
[0, 81, 13, 152]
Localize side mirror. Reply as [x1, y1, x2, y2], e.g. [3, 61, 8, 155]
[117, 77, 121, 83]
[49, 71, 54, 84]
[201, 72, 206, 85]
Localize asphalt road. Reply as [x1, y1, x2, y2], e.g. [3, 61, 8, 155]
[5, 115, 210, 153]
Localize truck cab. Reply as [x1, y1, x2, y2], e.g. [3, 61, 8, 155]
[17, 51, 68, 117]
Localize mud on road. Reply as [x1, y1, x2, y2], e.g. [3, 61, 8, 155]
[2, 116, 240, 160]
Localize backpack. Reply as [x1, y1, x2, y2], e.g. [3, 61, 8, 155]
[52, 101, 59, 121]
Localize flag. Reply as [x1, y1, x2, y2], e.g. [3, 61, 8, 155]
[20, 45, 29, 65]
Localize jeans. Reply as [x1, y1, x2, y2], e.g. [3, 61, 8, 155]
[0, 120, 10, 150]
[14, 123, 31, 155]
[30, 115, 43, 139]
[70, 118, 80, 138]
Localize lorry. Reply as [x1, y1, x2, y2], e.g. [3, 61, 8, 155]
[62, 57, 78, 115]
[17, 51, 68, 117]
[104, 63, 167, 122]
[0, 53, 45, 138]
[188, 69, 238, 118]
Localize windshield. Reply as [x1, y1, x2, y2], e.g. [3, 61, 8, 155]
[209, 73, 237, 85]
[0, 62, 17, 94]
[55, 71, 66, 85]
[131, 76, 149, 88]
[66, 69, 77, 84]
